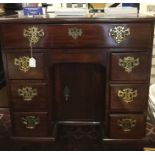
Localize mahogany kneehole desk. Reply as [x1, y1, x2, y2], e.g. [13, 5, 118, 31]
[0, 16, 154, 147]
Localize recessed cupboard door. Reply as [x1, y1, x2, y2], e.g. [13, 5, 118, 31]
[51, 63, 106, 122]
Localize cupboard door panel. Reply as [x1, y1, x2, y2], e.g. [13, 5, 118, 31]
[52, 63, 106, 122]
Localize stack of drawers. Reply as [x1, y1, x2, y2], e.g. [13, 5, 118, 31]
[0, 19, 154, 142]
[2, 26, 49, 137]
[109, 24, 153, 139]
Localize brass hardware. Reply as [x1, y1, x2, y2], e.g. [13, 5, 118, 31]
[64, 86, 70, 103]
[68, 27, 82, 39]
[117, 88, 137, 103]
[109, 26, 130, 44]
[14, 56, 30, 72]
[117, 118, 136, 132]
[21, 116, 40, 129]
[119, 56, 139, 73]
[23, 26, 44, 46]
[18, 87, 38, 101]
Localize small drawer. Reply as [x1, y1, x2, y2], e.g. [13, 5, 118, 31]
[6, 52, 45, 79]
[2, 23, 152, 48]
[10, 80, 48, 111]
[13, 112, 48, 137]
[110, 52, 150, 81]
[109, 114, 145, 139]
[110, 84, 149, 112]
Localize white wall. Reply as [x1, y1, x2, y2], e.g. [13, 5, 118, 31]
[140, 3, 155, 84]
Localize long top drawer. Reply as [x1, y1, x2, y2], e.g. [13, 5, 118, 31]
[1, 23, 153, 49]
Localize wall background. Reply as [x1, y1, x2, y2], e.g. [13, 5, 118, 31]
[139, 4, 155, 84]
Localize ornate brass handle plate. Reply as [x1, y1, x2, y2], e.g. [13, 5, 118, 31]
[14, 56, 30, 72]
[117, 88, 138, 103]
[23, 26, 44, 46]
[21, 116, 40, 129]
[109, 26, 130, 44]
[117, 118, 136, 132]
[119, 56, 140, 73]
[18, 87, 38, 101]
[68, 27, 82, 39]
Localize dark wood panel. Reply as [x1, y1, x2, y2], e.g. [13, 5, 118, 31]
[52, 63, 106, 122]
[6, 52, 45, 79]
[13, 112, 48, 137]
[110, 52, 150, 81]
[47, 49, 106, 65]
[109, 114, 145, 139]
[110, 84, 149, 112]
[2, 23, 152, 48]
[10, 80, 48, 111]
[0, 43, 5, 89]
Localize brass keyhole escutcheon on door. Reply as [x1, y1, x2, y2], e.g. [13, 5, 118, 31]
[109, 26, 130, 44]
[64, 86, 70, 103]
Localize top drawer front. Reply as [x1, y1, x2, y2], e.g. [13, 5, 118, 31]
[2, 23, 152, 48]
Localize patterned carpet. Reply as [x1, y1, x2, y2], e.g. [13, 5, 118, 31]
[0, 109, 11, 138]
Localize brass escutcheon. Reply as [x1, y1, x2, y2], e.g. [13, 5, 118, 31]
[109, 26, 130, 44]
[117, 88, 137, 103]
[23, 26, 44, 46]
[21, 116, 40, 129]
[18, 87, 38, 101]
[68, 27, 82, 39]
[117, 118, 136, 132]
[119, 56, 139, 73]
[14, 56, 30, 72]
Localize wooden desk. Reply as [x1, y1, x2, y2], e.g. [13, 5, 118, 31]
[0, 15, 155, 149]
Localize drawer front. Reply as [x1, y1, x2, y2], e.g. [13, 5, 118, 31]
[6, 52, 45, 79]
[110, 84, 149, 112]
[2, 23, 152, 48]
[109, 114, 145, 139]
[110, 52, 150, 81]
[13, 112, 48, 137]
[10, 80, 48, 111]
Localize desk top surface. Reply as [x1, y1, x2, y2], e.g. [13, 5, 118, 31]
[0, 13, 155, 23]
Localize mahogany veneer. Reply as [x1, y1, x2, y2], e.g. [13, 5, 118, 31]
[0, 16, 155, 150]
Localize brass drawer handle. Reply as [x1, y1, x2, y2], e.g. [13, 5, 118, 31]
[68, 27, 82, 39]
[18, 87, 38, 101]
[117, 88, 137, 103]
[14, 56, 30, 72]
[21, 116, 40, 129]
[117, 118, 136, 132]
[23, 26, 44, 46]
[109, 26, 130, 44]
[119, 56, 140, 73]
